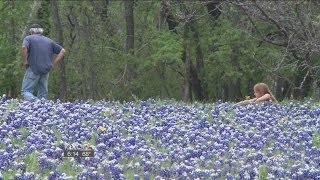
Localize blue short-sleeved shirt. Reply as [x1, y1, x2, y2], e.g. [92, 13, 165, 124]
[22, 34, 62, 75]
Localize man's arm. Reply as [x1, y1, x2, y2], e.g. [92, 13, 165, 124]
[21, 46, 28, 69]
[52, 48, 66, 68]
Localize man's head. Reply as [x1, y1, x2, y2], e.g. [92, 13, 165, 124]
[29, 24, 43, 34]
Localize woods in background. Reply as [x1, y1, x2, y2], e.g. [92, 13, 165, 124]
[0, 0, 319, 102]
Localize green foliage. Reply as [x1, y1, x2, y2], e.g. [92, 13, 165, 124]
[0, 1, 31, 98]
[57, 158, 81, 177]
[203, 18, 260, 98]
[128, 30, 184, 99]
[312, 130, 320, 148]
[258, 164, 268, 180]
[0, 1, 317, 101]
[1, 99, 19, 123]
[147, 31, 183, 70]
[25, 151, 39, 173]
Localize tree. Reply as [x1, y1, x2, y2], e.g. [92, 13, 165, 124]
[161, 0, 218, 102]
[51, 0, 67, 101]
[0, 0, 40, 98]
[124, 0, 135, 82]
[229, 0, 320, 99]
[2, 0, 318, 102]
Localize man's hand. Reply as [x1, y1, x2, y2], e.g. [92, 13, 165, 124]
[51, 62, 56, 69]
[21, 46, 28, 69]
[51, 48, 66, 70]
[21, 61, 29, 69]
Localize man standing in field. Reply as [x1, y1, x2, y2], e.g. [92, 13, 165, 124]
[21, 24, 66, 101]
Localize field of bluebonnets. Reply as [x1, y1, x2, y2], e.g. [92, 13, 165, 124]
[0, 96, 320, 179]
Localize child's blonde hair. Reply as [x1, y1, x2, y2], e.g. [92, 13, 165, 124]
[254, 83, 278, 102]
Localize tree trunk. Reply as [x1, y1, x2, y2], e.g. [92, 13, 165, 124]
[78, 18, 88, 100]
[225, 46, 242, 101]
[37, 1, 51, 36]
[206, 0, 222, 21]
[183, 45, 192, 102]
[190, 21, 208, 101]
[156, 62, 170, 98]
[92, 0, 109, 20]
[124, 0, 135, 82]
[292, 67, 312, 99]
[162, 1, 210, 102]
[161, 0, 178, 33]
[223, 80, 242, 101]
[8, 0, 17, 98]
[83, 9, 98, 100]
[275, 77, 291, 100]
[51, 0, 67, 101]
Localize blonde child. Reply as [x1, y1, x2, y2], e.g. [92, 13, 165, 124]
[236, 83, 277, 106]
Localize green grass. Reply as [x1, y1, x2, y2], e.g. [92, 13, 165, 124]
[81, 131, 98, 147]
[2, 170, 15, 180]
[10, 137, 23, 148]
[0, 143, 5, 149]
[258, 164, 268, 180]
[57, 158, 81, 177]
[18, 127, 30, 138]
[90, 132, 98, 146]
[123, 169, 136, 179]
[25, 151, 39, 173]
[143, 133, 169, 154]
[228, 140, 237, 150]
[8, 127, 30, 148]
[261, 140, 275, 154]
[120, 158, 151, 178]
[52, 127, 62, 142]
[2, 150, 54, 180]
[161, 159, 172, 168]
[1, 99, 19, 123]
[312, 130, 320, 148]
